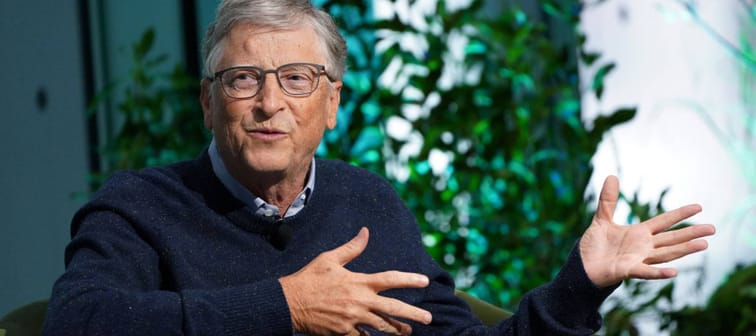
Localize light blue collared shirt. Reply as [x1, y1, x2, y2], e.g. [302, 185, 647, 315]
[208, 139, 315, 218]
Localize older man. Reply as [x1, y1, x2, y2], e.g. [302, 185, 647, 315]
[44, 0, 715, 335]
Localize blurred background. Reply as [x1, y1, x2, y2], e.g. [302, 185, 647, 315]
[0, 0, 753, 334]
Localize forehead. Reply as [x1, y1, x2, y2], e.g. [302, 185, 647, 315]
[219, 23, 327, 68]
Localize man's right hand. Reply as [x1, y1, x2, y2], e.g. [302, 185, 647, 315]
[279, 227, 433, 336]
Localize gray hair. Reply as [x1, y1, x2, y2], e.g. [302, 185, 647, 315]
[202, 0, 347, 80]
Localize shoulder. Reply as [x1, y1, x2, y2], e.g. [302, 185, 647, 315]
[72, 156, 217, 233]
[315, 158, 391, 184]
[311, 158, 416, 227]
[94, 159, 200, 202]
[314, 158, 396, 195]
[81, 154, 219, 223]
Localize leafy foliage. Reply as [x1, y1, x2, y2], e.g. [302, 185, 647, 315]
[91, 28, 209, 187]
[318, 0, 634, 309]
[665, 263, 756, 335]
[605, 258, 756, 335]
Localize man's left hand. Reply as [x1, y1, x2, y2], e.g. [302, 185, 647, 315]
[579, 175, 716, 287]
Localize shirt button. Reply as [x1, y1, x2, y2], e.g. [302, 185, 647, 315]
[300, 194, 306, 200]
[263, 209, 273, 217]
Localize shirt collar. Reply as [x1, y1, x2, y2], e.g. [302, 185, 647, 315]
[208, 138, 315, 218]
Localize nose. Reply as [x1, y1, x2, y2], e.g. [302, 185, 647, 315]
[255, 72, 286, 117]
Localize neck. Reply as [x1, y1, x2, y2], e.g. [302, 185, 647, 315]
[207, 141, 313, 212]
[244, 169, 308, 212]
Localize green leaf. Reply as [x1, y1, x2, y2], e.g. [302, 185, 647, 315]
[592, 62, 616, 100]
[589, 107, 636, 139]
[134, 28, 155, 60]
[580, 50, 601, 66]
[350, 126, 383, 157]
[465, 41, 487, 55]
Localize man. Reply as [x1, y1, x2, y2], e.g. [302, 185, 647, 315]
[43, 0, 716, 335]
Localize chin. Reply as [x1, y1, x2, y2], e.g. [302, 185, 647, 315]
[242, 154, 290, 174]
[246, 160, 288, 174]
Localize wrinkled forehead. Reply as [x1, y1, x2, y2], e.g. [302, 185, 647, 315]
[218, 22, 330, 66]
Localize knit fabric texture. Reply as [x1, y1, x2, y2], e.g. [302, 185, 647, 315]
[44, 152, 616, 335]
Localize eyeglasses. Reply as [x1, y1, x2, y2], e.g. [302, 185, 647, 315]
[207, 63, 334, 99]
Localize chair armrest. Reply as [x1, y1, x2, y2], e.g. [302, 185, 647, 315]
[454, 289, 512, 326]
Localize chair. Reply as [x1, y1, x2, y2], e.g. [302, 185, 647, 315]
[0, 293, 511, 335]
[454, 289, 513, 326]
[0, 300, 46, 336]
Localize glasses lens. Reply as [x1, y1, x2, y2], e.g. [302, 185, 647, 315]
[278, 64, 320, 96]
[221, 68, 262, 98]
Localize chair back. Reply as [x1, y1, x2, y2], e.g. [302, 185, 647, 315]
[0, 300, 47, 336]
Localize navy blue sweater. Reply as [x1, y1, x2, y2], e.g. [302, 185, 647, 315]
[44, 152, 615, 335]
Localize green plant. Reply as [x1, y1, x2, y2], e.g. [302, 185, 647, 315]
[91, 27, 209, 187]
[320, 0, 635, 309]
[665, 263, 756, 335]
[605, 259, 756, 335]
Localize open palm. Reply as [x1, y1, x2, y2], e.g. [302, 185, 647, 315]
[579, 176, 716, 287]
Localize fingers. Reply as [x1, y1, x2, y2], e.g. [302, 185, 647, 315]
[282, 227, 432, 335]
[356, 270, 431, 324]
[380, 314, 413, 335]
[359, 311, 414, 335]
[646, 239, 709, 265]
[594, 175, 620, 224]
[352, 273, 431, 330]
[631, 234, 710, 281]
[327, 227, 370, 266]
[367, 270, 430, 292]
[334, 296, 427, 335]
[628, 264, 678, 280]
[370, 295, 432, 326]
[355, 327, 371, 336]
[643, 204, 703, 234]
[356, 326, 373, 336]
[653, 223, 716, 248]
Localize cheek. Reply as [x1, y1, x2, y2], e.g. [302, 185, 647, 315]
[218, 101, 247, 125]
[213, 103, 251, 146]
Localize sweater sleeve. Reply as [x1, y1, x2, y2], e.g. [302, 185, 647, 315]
[43, 207, 293, 336]
[409, 242, 617, 335]
[490, 243, 619, 335]
[368, 175, 618, 335]
[347, 170, 618, 335]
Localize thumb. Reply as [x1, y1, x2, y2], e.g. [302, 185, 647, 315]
[328, 227, 369, 266]
[595, 175, 620, 224]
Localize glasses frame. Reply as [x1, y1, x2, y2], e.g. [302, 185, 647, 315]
[207, 62, 335, 99]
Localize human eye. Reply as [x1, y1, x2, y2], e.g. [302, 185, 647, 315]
[279, 65, 316, 88]
[225, 69, 260, 90]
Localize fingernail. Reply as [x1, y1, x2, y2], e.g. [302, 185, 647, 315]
[418, 275, 429, 286]
[424, 312, 433, 324]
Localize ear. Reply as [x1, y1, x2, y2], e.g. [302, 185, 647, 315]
[326, 80, 342, 130]
[200, 78, 214, 130]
